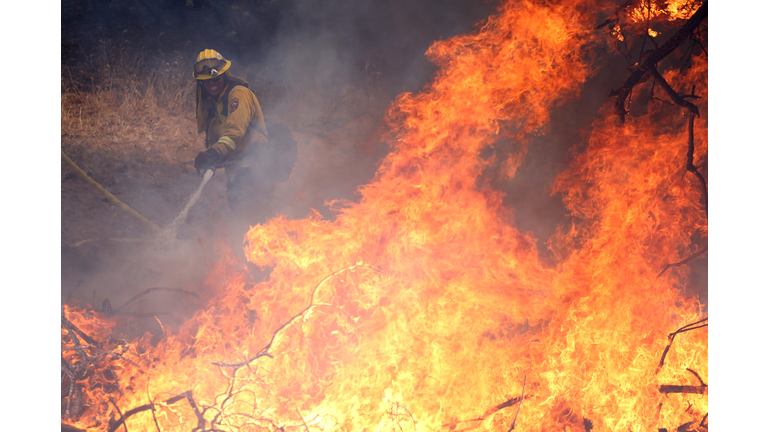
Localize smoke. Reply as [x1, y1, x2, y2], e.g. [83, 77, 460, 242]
[499, 54, 631, 259]
[61, 0, 502, 315]
[155, 169, 214, 246]
[230, 0, 500, 221]
[61, 0, 707, 320]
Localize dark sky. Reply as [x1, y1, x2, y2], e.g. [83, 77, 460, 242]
[62, 0, 499, 94]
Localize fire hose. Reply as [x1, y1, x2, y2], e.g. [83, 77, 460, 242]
[61, 150, 162, 234]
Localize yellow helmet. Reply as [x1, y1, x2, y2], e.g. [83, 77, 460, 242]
[193, 49, 232, 80]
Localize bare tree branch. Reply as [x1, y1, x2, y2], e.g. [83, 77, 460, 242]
[109, 397, 129, 432]
[685, 112, 708, 212]
[507, 375, 527, 431]
[644, 65, 707, 279]
[297, 408, 310, 432]
[186, 391, 207, 432]
[115, 287, 201, 314]
[637, 0, 653, 64]
[655, 317, 708, 374]
[150, 401, 162, 432]
[659, 385, 707, 395]
[64, 372, 76, 421]
[658, 246, 707, 277]
[62, 315, 100, 347]
[392, 402, 417, 430]
[609, 1, 708, 122]
[441, 394, 527, 430]
[648, 67, 699, 116]
[686, 368, 706, 386]
[593, 0, 633, 30]
[107, 390, 199, 432]
[212, 263, 381, 369]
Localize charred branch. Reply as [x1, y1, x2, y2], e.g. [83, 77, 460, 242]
[107, 390, 199, 432]
[441, 394, 527, 430]
[62, 309, 149, 424]
[637, 0, 654, 65]
[208, 369, 239, 429]
[185, 391, 207, 431]
[390, 402, 417, 430]
[507, 375, 527, 431]
[656, 317, 708, 373]
[62, 314, 100, 347]
[63, 326, 87, 372]
[109, 397, 128, 432]
[609, 1, 708, 122]
[441, 378, 529, 431]
[151, 403, 162, 432]
[659, 385, 707, 395]
[62, 352, 87, 422]
[212, 263, 380, 369]
[61, 356, 76, 377]
[658, 246, 707, 277]
[657, 416, 705, 431]
[594, 0, 633, 30]
[690, 29, 708, 58]
[680, 38, 701, 72]
[154, 316, 167, 339]
[675, 421, 698, 431]
[62, 312, 100, 422]
[649, 96, 675, 107]
[297, 409, 311, 432]
[62, 341, 146, 372]
[686, 368, 707, 387]
[648, 72, 707, 275]
[594, 18, 614, 30]
[648, 67, 699, 117]
[685, 112, 708, 212]
[63, 375, 77, 421]
[482, 396, 524, 418]
[112, 287, 201, 316]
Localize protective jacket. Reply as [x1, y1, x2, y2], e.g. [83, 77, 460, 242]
[195, 73, 268, 164]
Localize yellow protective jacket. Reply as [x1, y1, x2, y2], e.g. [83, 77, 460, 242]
[195, 73, 268, 164]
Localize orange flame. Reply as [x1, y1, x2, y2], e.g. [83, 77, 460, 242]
[63, 0, 707, 430]
[628, 0, 702, 22]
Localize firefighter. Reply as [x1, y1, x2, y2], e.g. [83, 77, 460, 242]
[192, 49, 275, 236]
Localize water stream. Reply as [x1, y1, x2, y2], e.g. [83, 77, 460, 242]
[154, 169, 214, 247]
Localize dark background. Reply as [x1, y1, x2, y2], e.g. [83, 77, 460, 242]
[62, 0, 498, 96]
[60, 0, 706, 304]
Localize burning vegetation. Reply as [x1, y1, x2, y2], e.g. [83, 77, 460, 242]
[62, 0, 707, 430]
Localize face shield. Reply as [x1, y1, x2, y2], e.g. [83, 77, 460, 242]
[194, 58, 227, 79]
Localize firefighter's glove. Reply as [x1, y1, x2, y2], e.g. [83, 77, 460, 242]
[194, 148, 222, 176]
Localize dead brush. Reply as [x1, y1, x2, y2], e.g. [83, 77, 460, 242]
[61, 49, 198, 155]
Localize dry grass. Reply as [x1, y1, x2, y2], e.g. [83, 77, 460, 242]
[61, 49, 212, 246]
[60, 46, 391, 246]
[61, 50, 198, 156]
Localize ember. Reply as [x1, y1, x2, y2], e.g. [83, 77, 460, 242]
[61, 0, 708, 430]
